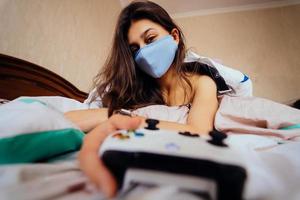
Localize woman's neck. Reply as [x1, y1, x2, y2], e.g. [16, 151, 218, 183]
[157, 66, 194, 106]
[157, 67, 179, 95]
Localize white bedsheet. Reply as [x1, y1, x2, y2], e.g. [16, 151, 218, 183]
[0, 95, 300, 200]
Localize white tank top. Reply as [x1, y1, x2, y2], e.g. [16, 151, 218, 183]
[132, 104, 191, 124]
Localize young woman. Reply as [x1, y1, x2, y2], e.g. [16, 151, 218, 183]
[77, 0, 251, 197]
[65, 0, 238, 134]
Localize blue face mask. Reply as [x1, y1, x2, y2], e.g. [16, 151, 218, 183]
[134, 35, 178, 78]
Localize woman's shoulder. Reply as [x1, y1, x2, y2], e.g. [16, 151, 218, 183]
[188, 74, 217, 92]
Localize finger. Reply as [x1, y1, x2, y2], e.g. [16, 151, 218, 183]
[79, 115, 142, 197]
[109, 114, 142, 130]
[79, 123, 117, 197]
[82, 115, 141, 151]
[79, 149, 117, 197]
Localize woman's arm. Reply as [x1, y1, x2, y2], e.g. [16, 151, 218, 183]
[66, 76, 217, 134]
[139, 75, 219, 134]
[64, 108, 108, 132]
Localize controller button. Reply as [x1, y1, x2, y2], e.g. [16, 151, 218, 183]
[145, 119, 159, 130]
[134, 132, 144, 137]
[178, 131, 199, 137]
[112, 133, 123, 139]
[120, 135, 130, 140]
[112, 133, 130, 140]
[165, 142, 180, 151]
[208, 130, 228, 147]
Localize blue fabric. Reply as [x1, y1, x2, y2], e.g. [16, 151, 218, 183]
[0, 128, 84, 164]
[135, 35, 178, 78]
[241, 74, 249, 83]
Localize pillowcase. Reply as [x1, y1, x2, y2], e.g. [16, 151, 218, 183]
[0, 98, 84, 164]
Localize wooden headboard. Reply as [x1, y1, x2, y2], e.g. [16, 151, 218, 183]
[0, 54, 88, 102]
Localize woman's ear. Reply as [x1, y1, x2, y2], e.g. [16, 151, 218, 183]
[170, 28, 180, 44]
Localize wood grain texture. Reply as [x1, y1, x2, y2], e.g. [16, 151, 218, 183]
[0, 54, 88, 102]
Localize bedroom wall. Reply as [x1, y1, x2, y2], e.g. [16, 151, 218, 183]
[174, 4, 300, 104]
[0, 0, 121, 94]
[0, 1, 299, 103]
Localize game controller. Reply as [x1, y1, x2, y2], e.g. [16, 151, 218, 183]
[99, 119, 247, 200]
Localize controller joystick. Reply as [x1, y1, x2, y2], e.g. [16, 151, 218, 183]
[145, 118, 159, 130]
[208, 130, 228, 147]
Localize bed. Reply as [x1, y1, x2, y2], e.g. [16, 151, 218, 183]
[0, 54, 102, 200]
[1, 54, 300, 200]
[0, 53, 88, 102]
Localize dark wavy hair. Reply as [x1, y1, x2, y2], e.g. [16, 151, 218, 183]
[92, 0, 198, 116]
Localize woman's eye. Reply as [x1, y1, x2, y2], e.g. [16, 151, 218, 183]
[130, 46, 139, 55]
[146, 36, 155, 44]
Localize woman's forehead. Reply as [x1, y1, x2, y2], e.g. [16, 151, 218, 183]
[127, 19, 167, 44]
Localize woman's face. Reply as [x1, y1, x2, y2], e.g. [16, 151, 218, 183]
[128, 19, 179, 56]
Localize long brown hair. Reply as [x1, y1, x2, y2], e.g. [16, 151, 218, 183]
[92, 0, 193, 116]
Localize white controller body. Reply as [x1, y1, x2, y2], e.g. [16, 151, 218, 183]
[99, 128, 248, 200]
[99, 128, 246, 166]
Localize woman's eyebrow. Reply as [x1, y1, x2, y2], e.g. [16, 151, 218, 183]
[140, 28, 155, 39]
[129, 28, 155, 45]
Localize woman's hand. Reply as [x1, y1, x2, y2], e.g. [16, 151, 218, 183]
[78, 114, 142, 198]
